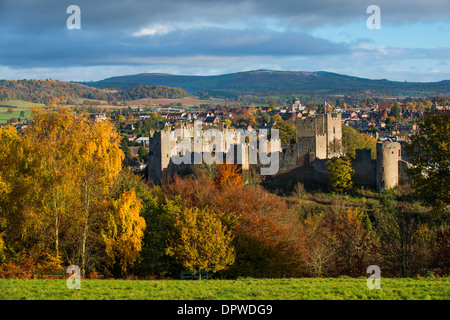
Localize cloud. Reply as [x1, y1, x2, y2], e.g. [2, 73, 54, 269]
[1, 0, 449, 32]
[0, 25, 349, 68]
[0, 0, 448, 81]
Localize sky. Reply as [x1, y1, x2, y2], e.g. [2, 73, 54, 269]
[0, 0, 449, 82]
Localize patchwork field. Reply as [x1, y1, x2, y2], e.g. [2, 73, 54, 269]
[0, 100, 44, 123]
[0, 97, 225, 123]
[0, 277, 448, 300]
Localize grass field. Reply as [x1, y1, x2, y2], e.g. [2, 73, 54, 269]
[0, 100, 44, 123]
[0, 277, 448, 300]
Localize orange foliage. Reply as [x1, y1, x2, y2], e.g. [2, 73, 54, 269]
[0, 259, 35, 279]
[163, 174, 305, 277]
[0, 250, 61, 279]
[214, 164, 243, 189]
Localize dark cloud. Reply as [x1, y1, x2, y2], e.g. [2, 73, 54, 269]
[0, 0, 448, 81]
[0, 25, 349, 67]
[1, 0, 449, 32]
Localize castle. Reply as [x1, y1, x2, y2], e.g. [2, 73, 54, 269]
[147, 111, 408, 191]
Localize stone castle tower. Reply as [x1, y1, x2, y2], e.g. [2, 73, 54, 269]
[376, 139, 401, 191]
[148, 127, 173, 182]
[295, 112, 342, 162]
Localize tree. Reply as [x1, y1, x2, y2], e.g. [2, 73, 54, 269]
[214, 164, 243, 189]
[271, 114, 282, 123]
[76, 119, 124, 275]
[24, 108, 84, 258]
[342, 126, 376, 159]
[117, 115, 126, 123]
[327, 158, 354, 193]
[274, 121, 296, 145]
[0, 125, 41, 251]
[163, 174, 304, 278]
[120, 136, 132, 158]
[405, 112, 450, 214]
[301, 212, 335, 277]
[261, 113, 270, 124]
[328, 207, 376, 276]
[222, 119, 232, 128]
[268, 99, 278, 109]
[391, 102, 401, 118]
[166, 206, 235, 274]
[375, 202, 432, 277]
[152, 112, 163, 123]
[102, 190, 146, 276]
[138, 145, 147, 161]
[21, 109, 124, 275]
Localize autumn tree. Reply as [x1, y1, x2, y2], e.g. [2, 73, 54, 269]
[102, 190, 146, 276]
[326, 158, 354, 193]
[271, 114, 282, 123]
[24, 108, 84, 258]
[328, 207, 376, 276]
[405, 111, 450, 214]
[75, 119, 124, 275]
[166, 205, 235, 274]
[163, 174, 304, 278]
[301, 212, 336, 277]
[0, 125, 43, 257]
[342, 126, 376, 159]
[214, 164, 243, 189]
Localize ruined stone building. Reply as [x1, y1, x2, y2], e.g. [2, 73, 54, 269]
[295, 112, 343, 162]
[147, 112, 408, 191]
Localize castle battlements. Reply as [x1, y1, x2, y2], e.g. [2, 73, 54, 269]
[147, 113, 407, 191]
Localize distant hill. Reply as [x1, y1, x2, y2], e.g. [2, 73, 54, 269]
[0, 80, 188, 105]
[81, 70, 450, 99]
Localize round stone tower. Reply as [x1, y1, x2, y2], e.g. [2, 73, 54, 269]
[376, 140, 401, 191]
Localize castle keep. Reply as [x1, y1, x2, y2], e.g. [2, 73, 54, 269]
[295, 112, 343, 162]
[147, 112, 407, 191]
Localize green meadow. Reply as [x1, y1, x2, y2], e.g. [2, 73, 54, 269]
[0, 100, 44, 123]
[0, 277, 448, 300]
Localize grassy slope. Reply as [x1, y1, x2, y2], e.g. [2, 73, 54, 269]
[0, 278, 448, 300]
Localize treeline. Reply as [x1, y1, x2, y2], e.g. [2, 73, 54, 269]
[0, 80, 188, 105]
[0, 109, 142, 278]
[0, 79, 107, 105]
[115, 85, 187, 100]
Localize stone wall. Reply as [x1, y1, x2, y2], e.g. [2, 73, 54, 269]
[352, 148, 376, 187]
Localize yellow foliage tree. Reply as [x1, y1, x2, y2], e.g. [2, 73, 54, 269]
[327, 158, 355, 194]
[166, 206, 235, 274]
[103, 190, 145, 276]
[0, 125, 42, 249]
[24, 108, 124, 275]
[75, 118, 124, 275]
[24, 108, 84, 257]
